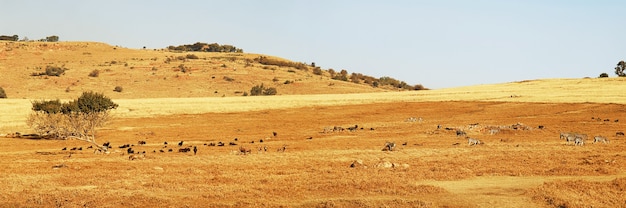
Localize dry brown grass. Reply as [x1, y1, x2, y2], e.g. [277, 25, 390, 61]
[1, 41, 626, 207]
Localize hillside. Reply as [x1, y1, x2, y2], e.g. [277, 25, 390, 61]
[0, 41, 418, 99]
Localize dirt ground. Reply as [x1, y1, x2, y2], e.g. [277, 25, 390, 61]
[2, 100, 626, 207]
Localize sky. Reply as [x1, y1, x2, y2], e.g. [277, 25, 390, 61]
[2, 0, 625, 89]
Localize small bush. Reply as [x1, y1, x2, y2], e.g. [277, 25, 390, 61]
[113, 86, 123, 92]
[250, 84, 277, 96]
[272, 77, 280, 82]
[599, 73, 609, 78]
[45, 66, 66, 76]
[88, 69, 100, 77]
[0, 87, 6, 98]
[223, 76, 235, 82]
[312, 67, 323, 75]
[185, 54, 199, 59]
[284, 80, 292, 84]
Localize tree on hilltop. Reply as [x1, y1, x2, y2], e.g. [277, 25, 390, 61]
[615, 60, 626, 77]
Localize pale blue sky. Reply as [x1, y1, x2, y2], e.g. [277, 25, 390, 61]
[2, 1, 625, 89]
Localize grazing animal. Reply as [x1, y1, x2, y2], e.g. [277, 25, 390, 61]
[538, 125, 545, 129]
[278, 145, 287, 152]
[70, 147, 77, 151]
[574, 137, 585, 146]
[62, 147, 67, 151]
[127, 148, 134, 154]
[87, 146, 93, 149]
[77, 147, 83, 151]
[456, 130, 467, 137]
[239, 146, 252, 155]
[229, 142, 237, 146]
[616, 132, 625, 137]
[217, 142, 225, 146]
[382, 142, 396, 151]
[208, 142, 216, 146]
[260, 139, 264, 143]
[193, 146, 198, 155]
[467, 138, 482, 146]
[159, 149, 165, 153]
[164, 141, 168, 145]
[102, 142, 110, 147]
[119, 144, 130, 148]
[306, 137, 312, 140]
[138, 141, 146, 145]
[347, 125, 359, 132]
[179, 147, 191, 153]
[402, 142, 408, 146]
[178, 141, 184, 147]
[129, 154, 145, 160]
[273, 132, 278, 137]
[593, 136, 609, 144]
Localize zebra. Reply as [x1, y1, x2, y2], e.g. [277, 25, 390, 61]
[574, 137, 585, 146]
[468, 137, 481, 146]
[593, 136, 609, 144]
[382, 141, 396, 151]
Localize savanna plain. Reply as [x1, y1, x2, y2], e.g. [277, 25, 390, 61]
[1, 41, 626, 207]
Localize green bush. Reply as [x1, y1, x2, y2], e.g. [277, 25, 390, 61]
[599, 73, 609, 78]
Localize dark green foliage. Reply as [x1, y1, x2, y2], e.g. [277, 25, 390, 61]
[0, 87, 7, 98]
[45, 35, 59, 42]
[0, 35, 18, 41]
[250, 84, 277, 96]
[60, 91, 118, 114]
[168, 42, 243, 53]
[32, 99, 63, 114]
[615, 60, 626, 77]
[599, 73, 609, 78]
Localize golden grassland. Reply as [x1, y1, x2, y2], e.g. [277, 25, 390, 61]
[1, 41, 626, 207]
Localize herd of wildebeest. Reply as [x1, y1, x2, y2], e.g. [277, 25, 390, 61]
[6, 116, 619, 162]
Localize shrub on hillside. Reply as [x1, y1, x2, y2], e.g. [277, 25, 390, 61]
[113, 86, 123, 92]
[88, 69, 100, 77]
[185, 54, 199, 59]
[31, 66, 67, 77]
[0, 87, 7, 98]
[599, 73, 609, 78]
[250, 84, 277, 96]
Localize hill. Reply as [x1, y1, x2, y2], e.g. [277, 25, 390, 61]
[0, 41, 422, 99]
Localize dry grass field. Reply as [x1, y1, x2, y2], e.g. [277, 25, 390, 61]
[2, 41, 626, 207]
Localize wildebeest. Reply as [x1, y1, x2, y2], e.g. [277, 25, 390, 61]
[273, 132, 278, 137]
[178, 141, 184, 146]
[616, 132, 625, 137]
[119, 144, 131, 148]
[179, 147, 191, 153]
[593, 136, 609, 144]
[127, 148, 134, 154]
[193, 146, 197, 155]
[168, 149, 173, 152]
[468, 137, 481, 146]
[217, 142, 225, 146]
[62, 147, 67, 151]
[347, 125, 359, 132]
[382, 142, 396, 151]
[229, 142, 237, 146]
[159, 149, 165, 153]
[138, 141, 146, 145]
[456, 130, 467, 137]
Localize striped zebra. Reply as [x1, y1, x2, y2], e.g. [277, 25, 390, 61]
[574, 137, 585, 146]
[468, 137, 481, 146]
[593, 136, 609, 144]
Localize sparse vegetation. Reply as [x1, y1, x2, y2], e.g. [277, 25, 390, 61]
[88, 69, 100, 77]
[223, 76, 235, 82]
[168, 42, 243, 53]
[250, 84, 277, 96]
[113, 86, 123, 92]
[185, 54, 199, 59]
[254, 56, 308, 71]
[0, 87, 6, 98]
[31, 66, 67, 77]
